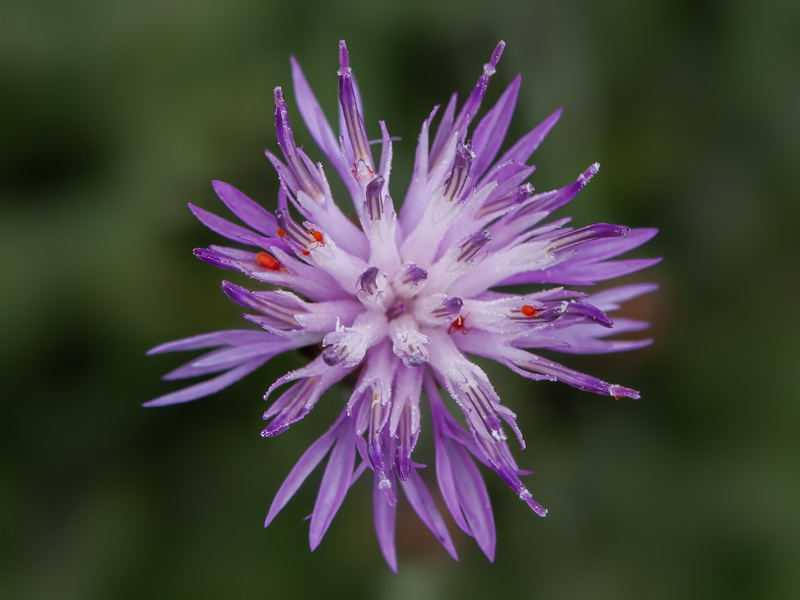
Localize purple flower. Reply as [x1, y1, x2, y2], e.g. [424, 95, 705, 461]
[148, 41, 658, 570]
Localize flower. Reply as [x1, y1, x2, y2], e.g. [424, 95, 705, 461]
[148, 40, 658, 570]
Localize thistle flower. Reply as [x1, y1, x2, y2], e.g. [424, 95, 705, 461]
[148, 40, 658, 569]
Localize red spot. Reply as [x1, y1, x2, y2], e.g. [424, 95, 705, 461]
[301, 249, 310, 256]
[308, 229, 325, 248]
[520, 304, 538, 317]
[276, 227, 286, 238]
[448, 314, 470, 335]
[255, 252, 280, 270]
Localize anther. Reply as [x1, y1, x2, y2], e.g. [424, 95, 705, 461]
[358, 267, 380, 296]
[457, 230, 490, 263]
[402, 264, 428, 286]
[431, 296, 463, 320]
[520, 304, 538, 317]
[443, 144, 473, 202]
[365, 176, 385, 221]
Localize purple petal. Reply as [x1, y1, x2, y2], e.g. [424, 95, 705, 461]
[188, 203, 273, 249]
[400, 469, 459, 560]
[309, 426, 356, 550]
[264, 412, 344, 527]
[373, 475, 398, 573]
[144, 357, 266, 407]
[147, 330, 272, 355]
[162, 342, 282, 380]
[564, 227, 659, 263]
[211, 180, 277, 235]
[428, 379, 496, 560]
[493, 107, 562, 168]
[586, 283, 659, 311]
[470, 75, 521, 180]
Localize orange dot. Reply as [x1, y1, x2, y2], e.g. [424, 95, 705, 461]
[520, 304, 537, 317]
[276, 227, 286, 238]
[256, 252, 280, 270]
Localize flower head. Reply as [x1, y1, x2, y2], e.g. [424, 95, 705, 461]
[148, 41, 658, 570]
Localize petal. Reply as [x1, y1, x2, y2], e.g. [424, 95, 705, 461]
[264, 411, 345, 527]
[188, 203, 273, 249]
[400, 469, 459, 560]
[144, 357, 266, 407]
[470, 75, 521, 180]
[373, 474, 398, 572]
[211, 180, 277, 235]
[309, 425, 356, 550]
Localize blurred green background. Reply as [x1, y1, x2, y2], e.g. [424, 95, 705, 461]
[2, 0, 798, 598]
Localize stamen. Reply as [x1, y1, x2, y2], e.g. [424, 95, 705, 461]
[338, 40, 372, 169]
[358, 267, 380, 296]
[478, 183, 535, 217]
[548, 223, 630, 254]
[322, 344, 348, 366]
[402, 264, 428, 285]
[457, 230, 490, 262]
[520, 304, 538, 317]
[442, 144, 473, 202]
[273, 87, 323, 199]
[222, 282, 306, 330]
[389, 316, 430, 368]
[275, 209, 313, 248]
[462, 381, 505, 441]
[365, 176, 385, 221]
[431, 296, 463, 320]
[394, 403, 414, 480]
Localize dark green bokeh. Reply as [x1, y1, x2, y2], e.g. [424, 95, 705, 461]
[2, 0, 798, 598]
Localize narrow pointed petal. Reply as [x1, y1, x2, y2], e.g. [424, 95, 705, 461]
[265, 412, 345, 526]
[309, 426, 356, 550]
[400, 469, 459, 560]
[144, 357, 266, 407]
[373, 475, 398, 573]
[470, 75, 521, 180]
[188, 203, 274, 249]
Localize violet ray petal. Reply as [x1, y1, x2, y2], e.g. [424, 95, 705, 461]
[470, 75, 521, 180]
[491, 107, 563, 171]
[188, 203, 273, 249]
[504, 352, 640, 399]
[309, 425, 356, 550]
[585, 283, 659, 311]
[400, 469, 459, 560]
[447, 41, 505, 153]
[553, 337, 653, 354]
[211, 180, 277, 235]
[162, 342, 285, 380]
[373, 475, 398, 573]
[506, 257, 662, 286]
[446, 439, 497, 560]
[563, 227, 659, 263]
[144, 357, 266, 407]
[147, 330, 273, 354]
[430, 92, 458, 165]
[264, 411, 345, 527]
